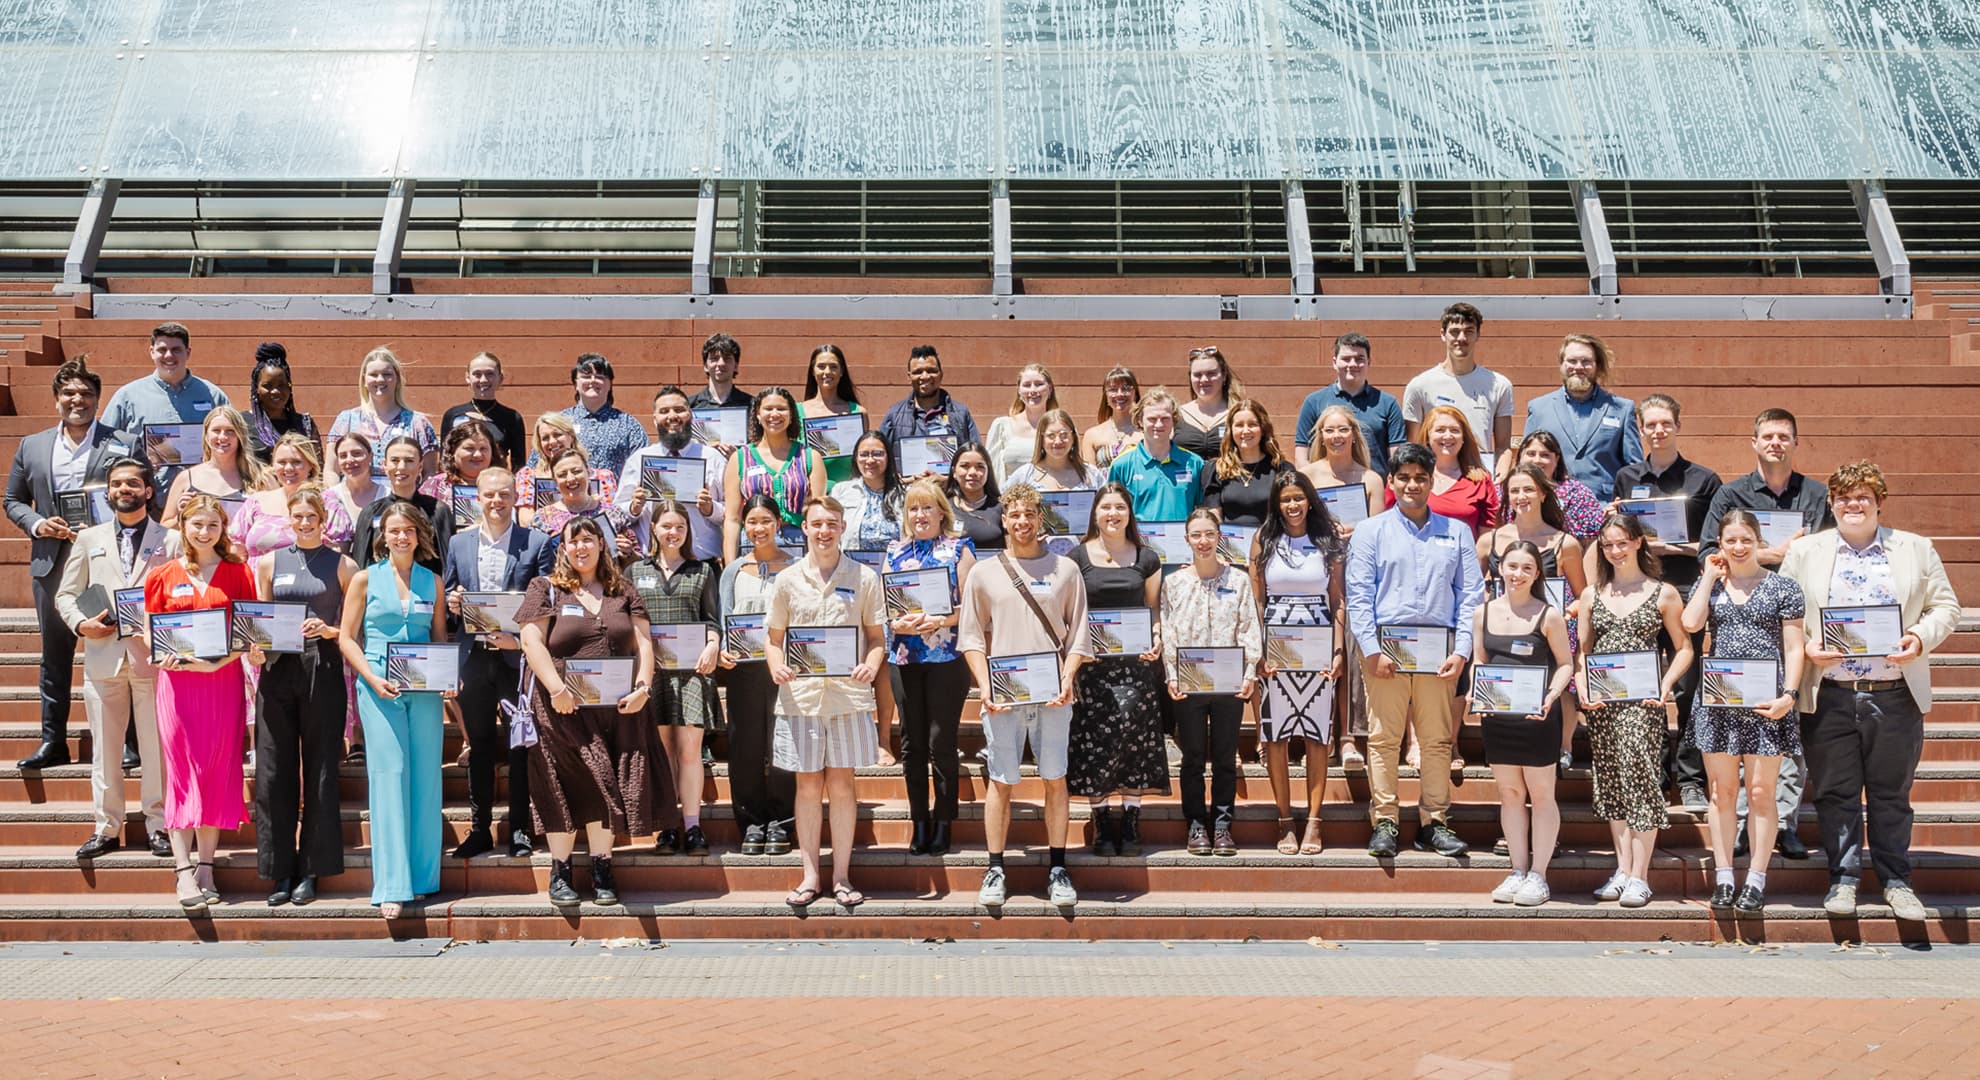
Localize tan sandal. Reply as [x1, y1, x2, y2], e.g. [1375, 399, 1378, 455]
[1299, 816, 1325, 855]
[1276, 817, 1298, 855]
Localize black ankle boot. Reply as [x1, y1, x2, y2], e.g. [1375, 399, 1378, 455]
[589, 855, 619, 905]
[1117, 807, 1143, 857]
[548, 858, 581, 908]
[927, 820, 952, 855]
[909, 819, 931, 856]
[1090, 807, 1117, 857]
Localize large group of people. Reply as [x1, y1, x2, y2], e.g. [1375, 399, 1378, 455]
[4, 309, 1959, 922]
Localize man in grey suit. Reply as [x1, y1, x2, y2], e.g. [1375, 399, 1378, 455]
[1521, 333, 1642, 502]
[54, 457, 175, 859]
[442, 467, 555, 859]
[3, 358, 142, 769]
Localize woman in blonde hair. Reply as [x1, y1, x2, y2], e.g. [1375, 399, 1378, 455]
[1299, 403, 1385, 533]
[1081, 366, 1142, 471]
[160, 405, 264, 528]
[143, 493, 260, 912]
[235, 433, 350, 558]
[983, 362, 1060, 488]
[325, 346, 439, 479]
[516, 412, 618, 526]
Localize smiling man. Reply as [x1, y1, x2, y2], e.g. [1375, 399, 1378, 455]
[1401, 303, 1514, 479]
[1292, 332, 1406, 476]
[615, 384, 726, 560]
[442, 352, 528, 473]
[1522, 333, 1641, 501]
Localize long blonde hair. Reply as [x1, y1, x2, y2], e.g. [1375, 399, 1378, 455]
[1006, 362, 1061, 417]
[355, 346, 413, 416]
[1311, 404, 1372, 469]
[175, 493, 246, 568]
[203, 405, 266, 491]
[530, 412, 581, 468]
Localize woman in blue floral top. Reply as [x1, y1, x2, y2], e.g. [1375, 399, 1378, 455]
[325, 347, 439, 480]
[883, 480, 978, 857]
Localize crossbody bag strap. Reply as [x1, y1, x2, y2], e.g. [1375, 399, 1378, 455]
[998, 552, 1062, 652]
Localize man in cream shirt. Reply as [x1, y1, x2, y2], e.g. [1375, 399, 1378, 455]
[54, 457, 175, 861]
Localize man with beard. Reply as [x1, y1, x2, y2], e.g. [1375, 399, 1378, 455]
[615, 385, 727, 560]
[1522, 333, 1641, 502]
[53, 457, 175, 860]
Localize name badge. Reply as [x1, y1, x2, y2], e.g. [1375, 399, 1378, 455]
[193, 402, 211, 413]
[1601, 416, 1622, 428]
[1027, 579, 1051, 595]
[1215, 585, 1235, 596]
[1631, 485, 1651, 499]
[1434, 395, 1456, 405]
[412, 599, 434, 614]
[273, 573, 297, 588]
[560, 604, 585, 617]
[634, 574, 659, 590]
[834, 586, 856, 601]
[107, 443, 128, 456]
[1510, 640, 1536, 657]
[171, 583, 195, 598]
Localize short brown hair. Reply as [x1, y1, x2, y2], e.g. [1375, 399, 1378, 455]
[1827, 460, 1888, 503]
[701, 332, 740, 366]
[151, 322, 191, 349]
[1638, 393, 1681, 424]
[802, 495, 845, 520]
[1440, 302, 1483, 333]
[1753, 407, 1798, 438]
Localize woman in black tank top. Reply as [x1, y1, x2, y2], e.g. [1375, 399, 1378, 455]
[1466, 541, 1573, 908]
[249, 485, 358, 907]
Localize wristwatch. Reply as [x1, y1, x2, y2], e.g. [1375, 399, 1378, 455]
[1784, 688, 1800, 703]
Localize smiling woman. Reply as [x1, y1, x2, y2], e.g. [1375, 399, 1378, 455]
[244, 343, 318, 465]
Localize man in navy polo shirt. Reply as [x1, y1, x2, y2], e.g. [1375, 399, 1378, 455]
[1293, 332, 1406, 477]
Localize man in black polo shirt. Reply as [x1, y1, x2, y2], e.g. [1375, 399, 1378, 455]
[688, 332, 752, 409]
[440, 351, 528, 472]
[1698, 406, 1836, 860]
[1611, 393, 1722, 813]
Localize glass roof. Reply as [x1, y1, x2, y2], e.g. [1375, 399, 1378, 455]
[0, 0, 1973, 182]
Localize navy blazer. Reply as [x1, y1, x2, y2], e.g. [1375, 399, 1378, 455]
[1522, 387, 1642, 502]
[442, 524, 555, 666]
[4, 423, 143, 579]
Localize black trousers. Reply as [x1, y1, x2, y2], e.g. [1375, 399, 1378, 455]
[1664, 626, 1706, 789]
[1173, 695, 1243, 827]
[253, 641, 347, 881]
[725, 662, 794, 828]
[1802, 683, 1924, 887]
[899, 657, 968, 822]
[457, 645, 533, 837]
[31, 572, 77, 746]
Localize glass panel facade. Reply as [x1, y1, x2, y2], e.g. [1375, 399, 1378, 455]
[0, 0, 1971, 181]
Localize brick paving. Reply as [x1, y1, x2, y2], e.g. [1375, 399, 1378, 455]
[9, 994, 1976, 1078]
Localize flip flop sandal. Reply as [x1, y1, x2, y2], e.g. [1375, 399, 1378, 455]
[785, 885, 821, 908]
[833, 884, 865, 908]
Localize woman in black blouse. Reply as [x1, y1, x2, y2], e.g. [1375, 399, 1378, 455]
[1203, 398, 1293, 527]
[944, 441, 1004, 552]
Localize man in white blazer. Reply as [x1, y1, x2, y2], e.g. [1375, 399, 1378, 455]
[53, 457, 175, 861]
[1781, 461, 1961, 921]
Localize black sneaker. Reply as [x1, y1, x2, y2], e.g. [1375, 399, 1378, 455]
[1368, 819, 1401, 858]
[1413, 822, 1468, 857]
[1117, 807, 1143, 857]
[1733, 883, 1766, 914]
[1709, 882, 1736, 910]
[764, 820, 792, 855]
[1186, 820, 1212, 856]
[1775, 830, 1810, 860]
[741, 824, 766, 856]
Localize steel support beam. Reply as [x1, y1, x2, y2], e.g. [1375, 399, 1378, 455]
[1283, 180, 1316, 297]
[692, 178, 718, 295]
[61, 178, 121, 290]
[371, 179, 415, 296]
[1851, 180, 1912, 297]
[991, 179, 1013, 296]
[1574, 181, 1619, 297]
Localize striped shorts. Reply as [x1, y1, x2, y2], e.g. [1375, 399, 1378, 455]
[772, 710, 880, 773]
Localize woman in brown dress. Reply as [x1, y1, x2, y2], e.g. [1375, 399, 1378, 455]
[517, 515, 659, 909]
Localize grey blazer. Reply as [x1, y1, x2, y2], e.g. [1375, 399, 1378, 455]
[3, 424, 143, 579]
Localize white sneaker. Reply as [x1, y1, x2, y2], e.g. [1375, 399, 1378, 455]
[1047, 866, 1078, 907]
[1619, 878, 1653, 908]
[1884, 883, 1929, 922]
[1513, 876, 1551, 907]
[978, 866, 1007, 907]
[1490, 872, 1526, 903]
[1592, 870, 1628, 901]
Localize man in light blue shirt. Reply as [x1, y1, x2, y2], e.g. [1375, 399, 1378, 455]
[1105, 388, 1204, 522]
[99, 322, 231, 434]
[1346, 442, 1484, 860]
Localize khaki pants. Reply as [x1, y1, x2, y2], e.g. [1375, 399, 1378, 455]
[84, 667, 163, 836]
[1365, 671, 1456, 826]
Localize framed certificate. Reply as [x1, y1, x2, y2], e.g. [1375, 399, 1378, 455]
[1265, 623, 1333, 672]
[142, 423, 204, 468]
[724, 612, 768, 662]
[1088, 607, 1154, 656]
[230, 600, 307, 654]
[1616, 497, 1690, 545]
[987, 650, 1063, 706]
[1175, 646, 1246, 694]
[563, 656, 637, 705]
[1139, 521, 1191, 566]
[785, 625, 859, 677]
[114, 587, 146, 640]
[1820, 604, 1904, 657]
[1039, 489, 1096, 537]
[846, 549, 887, 569]
[896, 436, 957, 477]
[385, 642, 463, 693]
[1583, 649, 1665, 705]
[649, 622, 710, 670]
[147, 608, 231, 663]
[1699, 657, 1781, 708]
[1471, 663, 1548, 715]
[1314, 483, 1369, 526]
[639, 456, 706, 500]
[1376, 625, 1455, 674]
[532, 476, 561, 511]
[1749, 510, 1804, 548]
[451, 483, 481, 530]
[802, 413, 866, 458]
[460, 591, 526, 636]
[1217, 523, 1259, 567]
[690, 406, 749, 446]
[55, 488, 99, 527]
[883, 566, 954, 618]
